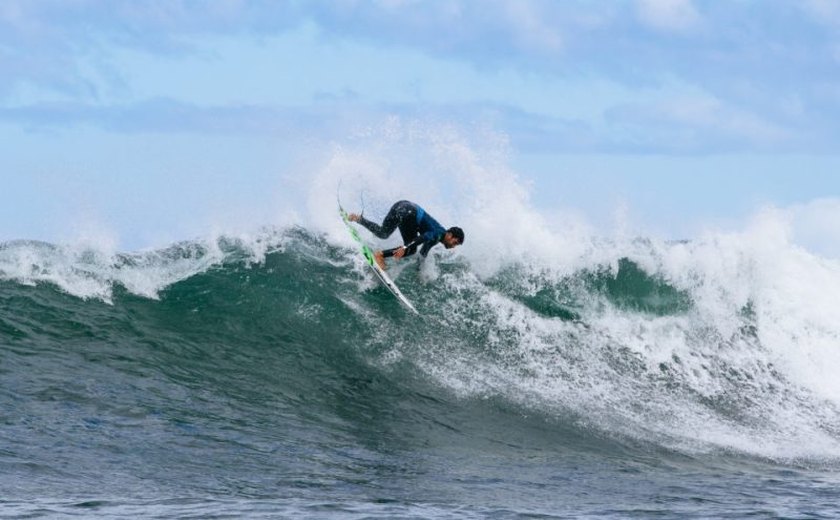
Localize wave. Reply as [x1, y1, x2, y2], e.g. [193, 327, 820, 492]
[1, 223, 839, 466]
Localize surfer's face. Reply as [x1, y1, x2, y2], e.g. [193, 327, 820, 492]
[442, 232, 462, 249]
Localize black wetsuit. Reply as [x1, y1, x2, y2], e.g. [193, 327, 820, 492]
[356, 200, 447, 258]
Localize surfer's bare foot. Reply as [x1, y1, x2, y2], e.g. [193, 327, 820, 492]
[374, 250, 386, 270]
[348, 213, 361, 222]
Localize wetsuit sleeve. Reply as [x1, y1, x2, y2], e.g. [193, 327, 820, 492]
[382, 243, 418, 259]
[402, 234, 440, 258]
[419, 241, 436, 257]
[382, 236, 425, 258]
[404, 236, 424, 251]
[381, 246, 400, 258]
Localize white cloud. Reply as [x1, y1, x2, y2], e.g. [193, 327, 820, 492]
[636, 0, 701, 32]
[801, 0, 840, 25]
[2, 1, 840, 155]
[665, 95, 789, 144]
[606, 91, 792, 152]
[787, 198, 840, 258]
[501, 1, 563, 52]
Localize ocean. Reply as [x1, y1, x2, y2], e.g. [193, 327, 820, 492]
[1, 217, 839, 518]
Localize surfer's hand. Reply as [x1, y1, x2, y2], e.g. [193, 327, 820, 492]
[393, 246, 406, 259]
[348, 213, 361, 222]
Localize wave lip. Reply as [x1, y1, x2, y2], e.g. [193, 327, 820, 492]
[0, 229, 289, 302]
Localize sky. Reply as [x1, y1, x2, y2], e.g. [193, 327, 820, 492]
[2, 0, 840, 251]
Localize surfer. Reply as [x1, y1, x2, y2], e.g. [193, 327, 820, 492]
[348, 200, 464, 270]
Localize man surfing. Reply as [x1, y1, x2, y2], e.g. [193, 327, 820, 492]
[347, 200, 464, 270]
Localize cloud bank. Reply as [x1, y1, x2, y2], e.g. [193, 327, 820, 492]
[1, 1, 839, 154]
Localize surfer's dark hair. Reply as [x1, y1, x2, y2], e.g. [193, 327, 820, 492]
[447, 227, 465, 244]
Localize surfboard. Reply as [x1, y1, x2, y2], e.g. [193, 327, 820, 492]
[338, 204, 420, 314]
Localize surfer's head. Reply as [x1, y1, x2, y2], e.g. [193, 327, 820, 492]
[443, 227, 464, 249]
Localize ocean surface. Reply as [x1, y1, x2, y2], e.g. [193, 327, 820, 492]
[1, 224, 839, 519]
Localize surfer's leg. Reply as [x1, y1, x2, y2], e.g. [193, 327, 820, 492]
[358, 201, 414, 239]
[397, 213, 420, 255]
[397, 221, 419, 247]
[373, 250, 387, 270]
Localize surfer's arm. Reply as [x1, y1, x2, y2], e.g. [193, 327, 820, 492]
[381, 245, 409, 259]
[388, 232, 442, 260]
[414, 232, 442, 257]
[382, 242, 418, 260]
[386, 235, 428, 260]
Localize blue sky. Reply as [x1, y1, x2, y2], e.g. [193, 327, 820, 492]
[2, 1, 840, 249]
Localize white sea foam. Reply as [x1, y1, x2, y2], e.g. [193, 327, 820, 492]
[305, 119, 840, 461]
[0, 228, 291, 302]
